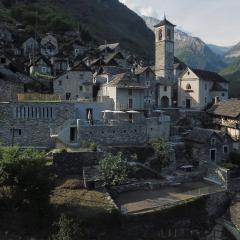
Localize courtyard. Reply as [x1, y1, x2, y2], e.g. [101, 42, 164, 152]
[114, 181, 224, 215]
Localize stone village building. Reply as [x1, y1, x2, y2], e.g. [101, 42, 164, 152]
[54, 61, 93, 101]
[184, 127, 232, 166]
[208, 99, 240, 150]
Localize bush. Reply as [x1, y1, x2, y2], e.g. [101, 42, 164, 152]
[0, 146, 53, 212]
[99, 152, 128, 186]
[59, 148, 68, 153]
[89, 143, 97, 152]
[52, 214, 82, 240]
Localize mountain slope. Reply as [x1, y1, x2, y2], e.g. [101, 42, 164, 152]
[207, 44, 231, 57]
[0, 0, 155, 59]
[225, 42, 240, 60]
[142, 15, 226, 72]
[220, 56, 240, 98]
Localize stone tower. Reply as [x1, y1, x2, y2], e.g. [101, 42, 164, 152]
[154, 17, 175, 81]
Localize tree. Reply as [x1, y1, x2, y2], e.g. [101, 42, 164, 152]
[53, 214, 81, 240]
[0, 146, 53, 212]
[99, 152, 128, 186]
[150, 138, 170, 171]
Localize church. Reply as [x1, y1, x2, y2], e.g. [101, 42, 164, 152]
[154, 17, 229, 110]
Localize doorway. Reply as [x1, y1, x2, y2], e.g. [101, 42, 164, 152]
[186, 99, 191, 109]
[210, 149, 216, 162]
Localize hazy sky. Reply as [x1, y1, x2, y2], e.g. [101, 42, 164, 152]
[120, 0, 240, 46]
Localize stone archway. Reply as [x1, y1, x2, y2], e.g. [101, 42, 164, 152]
[161, 96, 169, 108]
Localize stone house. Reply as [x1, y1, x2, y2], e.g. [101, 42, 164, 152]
[98, 72, 146, 112]
[54, 62, 93, 101]
[208, 99, 240, 150]
[184, 127, 232, 166]
[178, 67, 229, 110]
[71, 40, 88, 58]
[40, 33, 59, 57]
[0, 25, 13, 43]
[98, 42, 121, 55]
[0, 102, 75, 149]
[29, 56, 52, 76]
[0, 67, 25, 102]
[94, 66, 128, 84]
[135, 66, 156, 110]
[22, 37, 39, 57]
[50, 52, 69, 76]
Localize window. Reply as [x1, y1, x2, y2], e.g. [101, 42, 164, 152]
[211, 138, 216, 146]
[205, 97, 207, 104]
[79, 86, 83, 91]
[80, 74, 84, 79]
[164, 86, 167, 92]
[1, 57, 6, 64]
[167, 29, 171, 40]
[128, 89, 132, 96]
[186, 84, 191, 90]
[41, 67, 47, 73]
[70, 127, 77, 142]
[223, 146, 229, 154]
[222, 93, 225, 97]
[158, 29, 163, 40]
[66, 93, 71, 100]
[58, 80, 62, 86]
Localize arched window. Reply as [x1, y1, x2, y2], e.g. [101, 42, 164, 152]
[186, 83, 191, 90]
[159, 29, 163, 40]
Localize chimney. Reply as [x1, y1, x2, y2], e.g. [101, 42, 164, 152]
[214, 96, 220, 104]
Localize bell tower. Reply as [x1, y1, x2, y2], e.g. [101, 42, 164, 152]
[154, 16, 175, 81]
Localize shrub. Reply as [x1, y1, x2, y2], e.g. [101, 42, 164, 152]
[99, 152, 128, 186]
[52, 214, 82, 240]
[59, 148, 68, 153]
[0, 146, 53, 212]
[89, 143, 97, 152]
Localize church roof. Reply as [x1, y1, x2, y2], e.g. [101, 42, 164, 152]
[154, 17, 176, 28]
[191, 68, 229, 83]
[210, 82, 228, 92]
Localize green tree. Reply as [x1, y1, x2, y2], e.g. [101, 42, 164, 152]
[0, 146, 52, 212]
[150, 138, 170, 171]
[99, 152, 128, 186]
[53, 214, 81, 240]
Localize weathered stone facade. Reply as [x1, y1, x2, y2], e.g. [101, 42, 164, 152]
[0, 80, 24, 102]
[0, 102, 75, 149]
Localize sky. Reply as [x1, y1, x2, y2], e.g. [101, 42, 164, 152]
[119, 0, 240, 46]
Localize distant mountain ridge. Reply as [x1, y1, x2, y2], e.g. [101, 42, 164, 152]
[142, 15, 227, 72]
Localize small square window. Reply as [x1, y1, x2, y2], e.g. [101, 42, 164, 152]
[223, 146, 229, 154]
[128, 89, 132, 96]
[58, 80, 62, 86]
[164, 86, 167, 92]
[18, 129, 22, 136]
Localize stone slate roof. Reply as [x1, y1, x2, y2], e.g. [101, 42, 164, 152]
[210, 82, 228, 92]
[191, 68, 228, 83]
[72, 61, 91, 71]
[154, 17, 176, 28]
[107, 72, 146, 89]
[174, 57, 187, 71]
[184, 127, 225, 144]
[98, 43, 120, 52]
[135, 66, 155, 76]
[208, 99, 240, 118]
[97, 66, 129, 75]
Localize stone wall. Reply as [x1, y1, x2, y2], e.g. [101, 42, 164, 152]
[52, 152, 101, 176]
[0, 102, 75, 149]
[0, 80, 24, 102]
